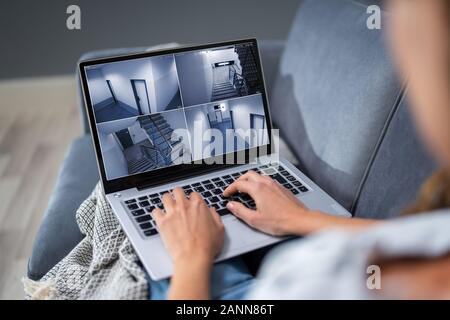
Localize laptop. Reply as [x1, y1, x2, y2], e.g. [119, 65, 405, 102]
[79, 38, 351, 280]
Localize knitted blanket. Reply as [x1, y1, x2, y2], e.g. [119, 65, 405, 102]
[23, 183, 148, 300]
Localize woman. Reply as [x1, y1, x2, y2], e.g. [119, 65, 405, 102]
[150, 0, 450, 299]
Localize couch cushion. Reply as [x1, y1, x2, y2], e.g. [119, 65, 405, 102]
[270, 0, 402, 211]
[28, 135, 99, 280]
[353, 96, 436, 218]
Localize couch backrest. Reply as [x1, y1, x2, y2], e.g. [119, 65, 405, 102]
[270, 0, 436, 217]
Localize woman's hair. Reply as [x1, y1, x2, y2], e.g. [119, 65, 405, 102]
[403, 169, 450, 215]
[402, 1, 450, 216]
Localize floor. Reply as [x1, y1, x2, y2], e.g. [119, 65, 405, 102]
[0, 75, 81, 299]
[95, 100, 139, 123]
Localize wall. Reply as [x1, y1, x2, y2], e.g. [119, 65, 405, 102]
[128, 120, 148, 144]
[96, 116, 138, 134]
[185, 106, 212, 161]
[161, 109, 187, 132]
[85, 68, 111, 106]
[207, 48, 239, 66]
[206, 101, 231, 122]
[0, 0, 300, 79]
[153, 56, 181, 110]
[98, 131, 128, 180]
[175, 52, 213, 107]
[228, 94, 265, 131]
[101, 58, 155, 114]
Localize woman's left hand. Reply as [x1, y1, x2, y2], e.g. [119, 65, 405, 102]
[153, 187, 225, 265]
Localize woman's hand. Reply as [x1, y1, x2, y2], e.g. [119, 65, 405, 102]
[223, 170, 320, 236]
[153, 187, 224, 264]
[152, 188, 224, 300]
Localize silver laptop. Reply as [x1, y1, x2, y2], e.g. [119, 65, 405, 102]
[79, 39, 351, 280]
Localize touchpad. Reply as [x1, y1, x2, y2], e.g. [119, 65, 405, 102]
[220, 218, 276, 255]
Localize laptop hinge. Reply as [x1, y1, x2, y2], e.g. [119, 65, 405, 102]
[135, 164, 237, 191]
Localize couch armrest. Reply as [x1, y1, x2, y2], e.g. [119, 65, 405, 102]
[258, 40, 286, 97]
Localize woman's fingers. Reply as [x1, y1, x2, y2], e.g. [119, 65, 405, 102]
[237, 170, 262, 182]
[172, 187, 187, 205]
[226, 201, 257, 226]
[152, 207, 165, 226]
[188, 191, 204, 207]
[161, 192, 175, 213]
[223, 179, 256, 197]
[209, 206, 223, 227]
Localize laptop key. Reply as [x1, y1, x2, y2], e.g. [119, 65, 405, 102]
[231, 172, 241, 178]
[225, 178, 234, 185]
[201, 180, 211, 185]
[182, 185, 191, 190]
[217, 208, 231, 216]
[270, 174, 287, 184]
[139, 200, 150, 207]
[299, 186, 309, 192]
[125, 199, 136, 204]
[127, 203, 139, 210]
[201, 191, 212, 198]
[212, 177, 221, 182]
[239, 193, 252, 202]
[212, 188, 222, 195]
[287, 176, 296, 182]
[145, 206, 155, 213]
[204, 184, 215, 190]
[149, 193, 159, 198]
[209, 196, 220, 203]
[223, 175, 231, 179]
[263, 168, 276, 175]
[144, 228, 158, 237]
[192, 182, 201, 187]
[138, 196, 148, 201]
[279, 170, 289, 176]
[291, 188, 300, 195]
[194, 186, 205, 192]
[136, 215, 152, 223]
[151, 198, 161, 205]
[215, 181, 225, 187]
[139, 222, 152, 230]
[219, 201, 228, 208]
[131, 209, 145, 216]
[210, 204, 220, 210]
[293, 181, 303, 187]
[283, 183, 293, 190]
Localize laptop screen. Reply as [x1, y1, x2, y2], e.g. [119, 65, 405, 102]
[83, 41, 269, 181]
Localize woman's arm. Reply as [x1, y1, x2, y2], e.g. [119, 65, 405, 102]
[168, 253, 213, 300]
[153, 189, 224, 300]
[224, 171, 380, 237]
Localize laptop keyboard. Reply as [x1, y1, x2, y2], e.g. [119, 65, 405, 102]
[123, 163, 310, 238]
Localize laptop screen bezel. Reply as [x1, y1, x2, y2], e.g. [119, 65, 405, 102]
[78, 38, 274, 194]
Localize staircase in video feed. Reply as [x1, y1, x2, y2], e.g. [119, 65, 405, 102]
[138, 114, 185, 167]
[234, 43, 262, 95]
[211, 81, 239, 101]
[211, 43, 262, 102]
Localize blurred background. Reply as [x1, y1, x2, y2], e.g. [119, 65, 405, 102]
[0, 0, 300, 299]
[1, 0, 300, 79]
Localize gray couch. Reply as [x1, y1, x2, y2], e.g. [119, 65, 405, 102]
[28, 0, 436, 280]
